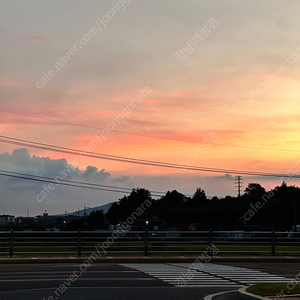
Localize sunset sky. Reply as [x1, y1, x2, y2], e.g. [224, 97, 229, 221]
[1, 1, 300, 216]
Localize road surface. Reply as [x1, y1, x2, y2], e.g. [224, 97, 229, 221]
[0, 261, 297, 300]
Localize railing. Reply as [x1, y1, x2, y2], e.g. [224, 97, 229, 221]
[0, 230, 299, 257]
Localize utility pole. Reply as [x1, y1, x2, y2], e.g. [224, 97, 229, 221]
[235, 176, 242, 197]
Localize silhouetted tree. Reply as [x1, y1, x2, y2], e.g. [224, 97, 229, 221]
[87, 210, 105, 229]
[186, 187, 207, 207]
[244, 183, 266, 198]
[192, 187, 207, 201]
[107, 188, 152, 223]
[104, 184, 300, 231]
[106, 202, 121, 224]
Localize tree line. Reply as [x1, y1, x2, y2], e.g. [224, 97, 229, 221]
[68, 181, 300, 231]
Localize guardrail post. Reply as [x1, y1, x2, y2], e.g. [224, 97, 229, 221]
[272, 230, 276, 256]
[144, 228, 149, 257]
[9, 229, 13, 258]
[208, 229, 213, 256]
[78, 229, 82, 257]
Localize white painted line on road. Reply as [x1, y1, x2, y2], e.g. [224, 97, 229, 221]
[204, 289, 238, 300]
[122, 263, 291, 288]
[238, 286, 270, 300]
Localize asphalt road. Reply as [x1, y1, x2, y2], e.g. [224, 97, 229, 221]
[0, 262, 298, 300]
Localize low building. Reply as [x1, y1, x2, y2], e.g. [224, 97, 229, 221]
[165, 223, 198, 237]
[35, 212, 65, 229]
[0, 215, 14, 226]
[15, 217, 36, 228]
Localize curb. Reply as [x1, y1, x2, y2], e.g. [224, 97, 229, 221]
[238, 286, 271, 300]
[204, 289, 238, 300]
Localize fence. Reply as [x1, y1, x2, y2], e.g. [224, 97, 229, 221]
[0, 230, 299, 257]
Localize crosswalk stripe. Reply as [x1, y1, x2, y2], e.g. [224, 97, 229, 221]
[121, 263, 290, 288]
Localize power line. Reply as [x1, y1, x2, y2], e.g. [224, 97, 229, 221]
[0, 108, 298, 153]
[0, 169, 167, 197]
[0, 169, 148, 192]
[0, 171, 129, 194]
[0, 135, 299, 179]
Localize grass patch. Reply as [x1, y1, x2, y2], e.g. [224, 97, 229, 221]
[247, 283, 300, 296]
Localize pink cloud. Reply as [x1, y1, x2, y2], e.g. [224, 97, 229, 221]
[139, 89, 211, 113]
[142, 98, 172, 105]
[89, 110, 124, 118]
[142, 100, 204, 114]
[166, 89, 209, 99]
[126, 119, 160, 127]
[0, 75, 25, 88]
[22, 36, 44, 44]
[164, 129, 242, 142]
[0, 114, 42, 125]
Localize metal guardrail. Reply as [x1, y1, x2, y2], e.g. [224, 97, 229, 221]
[0, 230, 299, 257]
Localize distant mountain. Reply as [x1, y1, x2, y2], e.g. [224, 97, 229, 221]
[69, 202, 113, 216]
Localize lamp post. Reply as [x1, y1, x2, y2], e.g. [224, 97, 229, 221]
[145, 220, 149, 256]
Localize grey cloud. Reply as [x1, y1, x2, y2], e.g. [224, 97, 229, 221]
[0, 148, 133, 216]
[82, 166, 110, 181]
[115, 175, 132, 184]
[215, 174, 234, 180]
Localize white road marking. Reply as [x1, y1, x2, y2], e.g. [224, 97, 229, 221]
[121, 263, 291, 287]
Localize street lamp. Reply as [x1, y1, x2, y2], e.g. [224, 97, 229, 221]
[145, 220, 149, 256]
